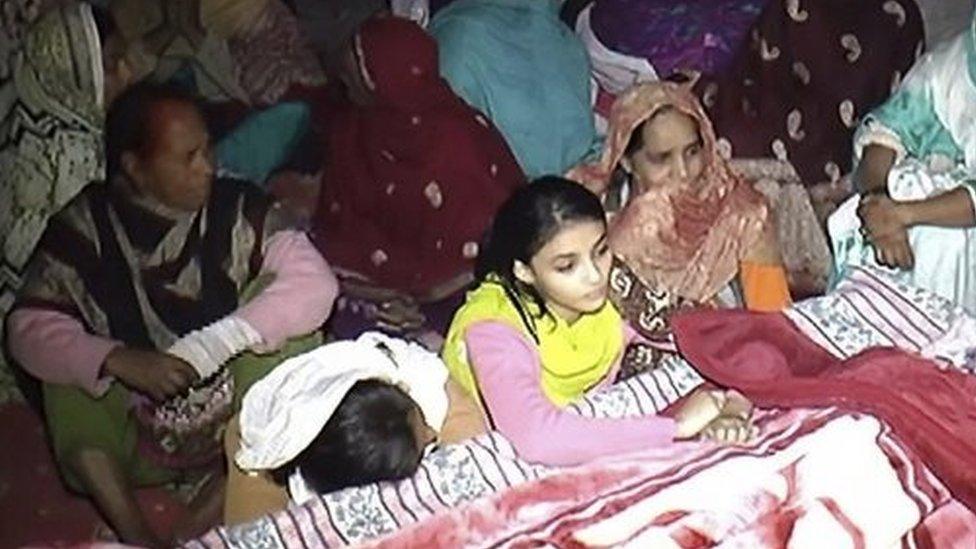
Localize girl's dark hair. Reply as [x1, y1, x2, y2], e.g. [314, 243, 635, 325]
[272, 379, 422, 494]
[104, 82, 200, 181]
[475, 176, 606, 342]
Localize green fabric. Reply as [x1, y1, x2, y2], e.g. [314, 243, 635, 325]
[429, 0, 595, 178]
[215, 101, 311, 185]
[231, 331, 323, 409]
[43, 330, 322, 493]
[44, 382, 178, 492]
[228, 271, 323, 406]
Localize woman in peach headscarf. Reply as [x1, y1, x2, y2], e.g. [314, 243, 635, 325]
[569, 80, 790, 312]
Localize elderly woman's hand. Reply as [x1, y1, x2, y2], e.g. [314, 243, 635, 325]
[858, 193, 908, 239]
[857, 193, 915, 269]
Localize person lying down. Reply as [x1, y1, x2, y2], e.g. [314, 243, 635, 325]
[224, 179, 763, 525]
[223, 332, 485, 525]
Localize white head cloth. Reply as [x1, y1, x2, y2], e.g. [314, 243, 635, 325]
[235, 331, 449, 472]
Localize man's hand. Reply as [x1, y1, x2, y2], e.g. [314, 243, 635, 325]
[103, 347, 199, 402]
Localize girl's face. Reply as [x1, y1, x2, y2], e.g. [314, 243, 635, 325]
[515, 219, 612, 324]
[623, 108, 704, 192]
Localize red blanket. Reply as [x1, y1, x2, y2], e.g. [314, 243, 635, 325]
[672, 309, 976, 511]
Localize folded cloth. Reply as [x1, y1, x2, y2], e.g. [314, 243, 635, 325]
[167, 315, 262, 378]
[235, 331, 449, 472]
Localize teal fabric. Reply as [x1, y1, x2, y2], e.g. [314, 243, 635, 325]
[863, 88, 963, 163]
[858, 11, 975, 165]
[430, 0, 596, 179]
[968, 15, 976, 88]
[831, 14, 976, 309]
[216, 101, 311, 185]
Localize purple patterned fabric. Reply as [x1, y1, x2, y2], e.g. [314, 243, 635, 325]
[590, 0, 768, 76]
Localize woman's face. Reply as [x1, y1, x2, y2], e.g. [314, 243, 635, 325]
[516, 219, 612, 324]
[623, 108, 705, 192]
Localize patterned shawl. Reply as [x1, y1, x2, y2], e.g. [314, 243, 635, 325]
[15, 176, 291, 350]
[109, 0, 250, 103]
[569, 81, 768, 303]
[13, 1, 103, 132]
[1, 1, 105, 274]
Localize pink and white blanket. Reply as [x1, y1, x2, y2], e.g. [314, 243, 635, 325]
[190, 266, 976, 548]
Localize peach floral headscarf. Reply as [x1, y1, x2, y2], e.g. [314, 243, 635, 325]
[569, 81, 768, 303]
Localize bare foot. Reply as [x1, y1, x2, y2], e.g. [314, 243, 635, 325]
[71, 448, 167, 548]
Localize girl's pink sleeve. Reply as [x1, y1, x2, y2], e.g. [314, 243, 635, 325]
[465, 321, 676, 466]
[234, 230, 339, 351]
[624, 322, 643, 344]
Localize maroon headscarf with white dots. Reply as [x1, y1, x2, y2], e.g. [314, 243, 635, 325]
[312, 15, 525, 297]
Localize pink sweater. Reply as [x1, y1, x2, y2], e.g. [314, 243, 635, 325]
[7, 230, 338, 397]
[465, 321, 677, 467]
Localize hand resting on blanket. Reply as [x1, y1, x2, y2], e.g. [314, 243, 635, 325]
[674, 388, 756, 444]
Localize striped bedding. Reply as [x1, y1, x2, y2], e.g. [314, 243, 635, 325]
[190, 266, 976, 548]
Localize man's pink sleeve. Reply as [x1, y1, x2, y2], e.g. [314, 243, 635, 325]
[465, 321, 676, 466]
[7, 308, 120, 397]
[234, 230, 338, 350]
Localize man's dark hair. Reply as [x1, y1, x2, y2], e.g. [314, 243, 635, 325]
[104, 82, 200, 180]
[272, 379, 423, 493]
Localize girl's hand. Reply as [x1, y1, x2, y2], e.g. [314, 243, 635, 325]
[700, 415, 757, 445]
[719, 389, 753, 420]
[674, 389, 724, 439]
[700, 390, 757, 444]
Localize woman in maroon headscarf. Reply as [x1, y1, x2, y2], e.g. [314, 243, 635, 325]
[311, 14, 524, 332]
